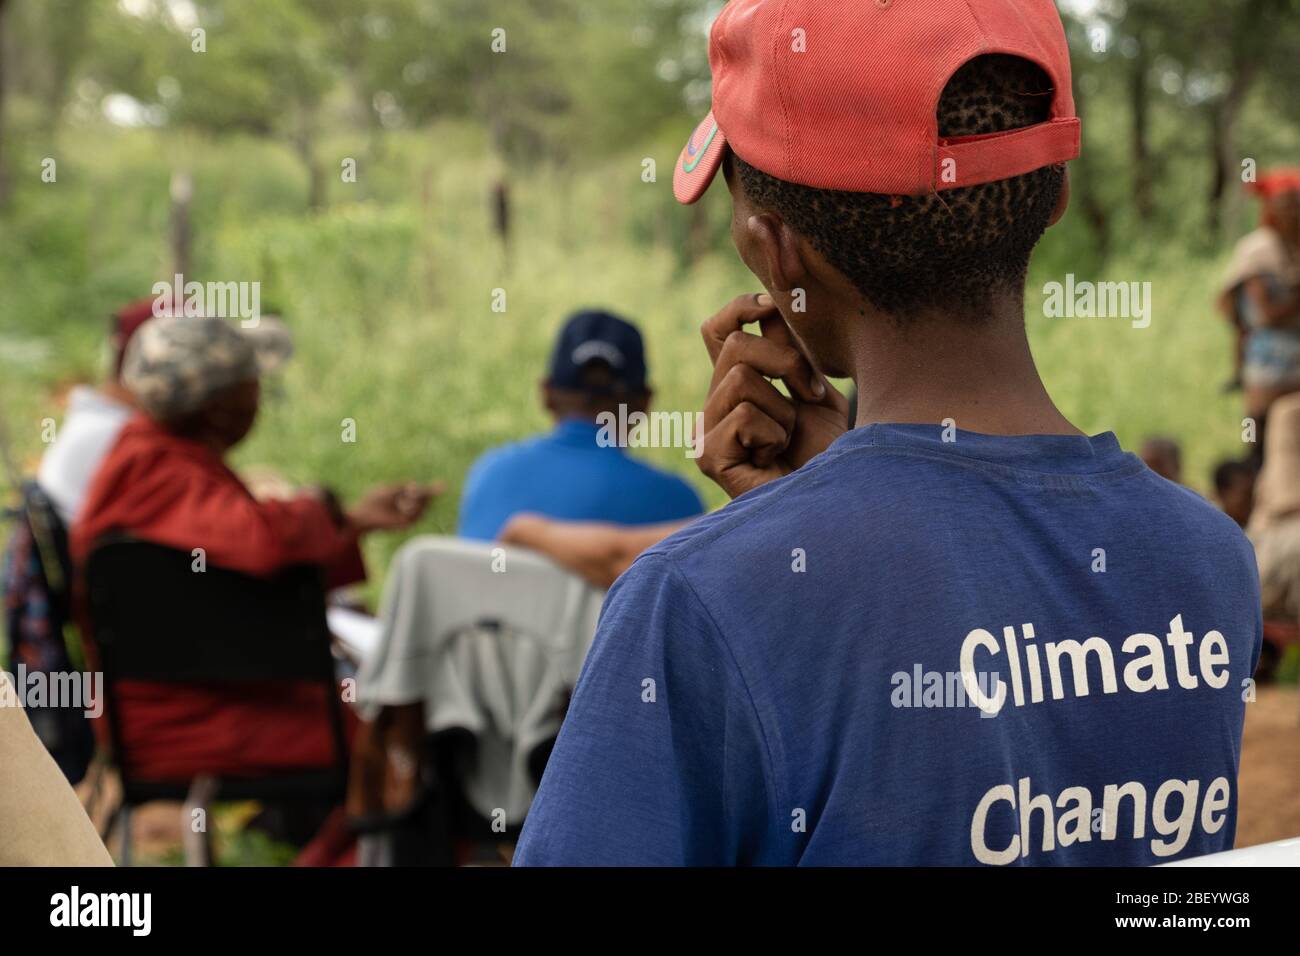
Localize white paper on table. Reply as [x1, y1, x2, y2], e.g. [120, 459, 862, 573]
[326, 606, 383, 662]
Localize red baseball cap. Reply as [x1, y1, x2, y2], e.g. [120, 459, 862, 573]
[673, 0, 1081, 204]
[1249, 168, 1300, 199]
[110, 298, 160, 377]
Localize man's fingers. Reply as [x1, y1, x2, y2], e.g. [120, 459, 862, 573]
[701, 292, 778, 364]
[697, 401, 791, 497]
[756, 310, 830, 403]
[700, 292, 832, 403]
[706, 402, 788, 467]
[704, 361, 798, 438]
[709, 327, 822, 404]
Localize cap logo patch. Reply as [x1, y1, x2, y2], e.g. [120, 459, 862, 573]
[572, 341, 625, 367]
[682, 121, 719, 173]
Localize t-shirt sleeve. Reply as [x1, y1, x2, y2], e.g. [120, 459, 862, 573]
[513, 553, 775, 866]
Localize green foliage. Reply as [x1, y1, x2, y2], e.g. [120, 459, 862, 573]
[132, 803, 299, 867]
[2, 0, 1298, 578]
[0, 122, 1253, 533]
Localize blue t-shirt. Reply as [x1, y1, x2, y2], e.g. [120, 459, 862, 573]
[457, 419, 705, 541]
[514, 425, 1262, 866]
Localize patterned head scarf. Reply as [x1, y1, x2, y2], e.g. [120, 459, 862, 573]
[121, 315, 291, 421]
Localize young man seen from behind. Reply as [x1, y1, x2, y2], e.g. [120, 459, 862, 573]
[515, 0, 1261, 866]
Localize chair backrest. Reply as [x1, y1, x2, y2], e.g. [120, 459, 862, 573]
[3, 482, 93, 784]
[17, 480, 73, 602]
[84, 536, 347, 792]
[354, 536, 605, 849]
[85, 537, 335, 683]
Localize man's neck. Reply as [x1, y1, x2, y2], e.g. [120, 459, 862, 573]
[846, 294, 1082, 437]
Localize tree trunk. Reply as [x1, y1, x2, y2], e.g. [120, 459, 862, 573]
[1207, 67, 1255, 241]
[687, 200, 710, 265]
[43, 0, 90, 138]
[1071, 74, 1110, 263]
[170, 171, 193, 279]
[308, 156, 326, 211]
[0, 0, 11, 209]
[1207, 107, 1227, 240]
[1130, 32, 1154, 223]
[1206, 0, 1274, 239]
[420, 166, 439, 304]
[295, 133, 325, 211]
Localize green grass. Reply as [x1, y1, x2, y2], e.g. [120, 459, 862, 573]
[127, 803, 300, 867]
[0, 122, 1255, 596]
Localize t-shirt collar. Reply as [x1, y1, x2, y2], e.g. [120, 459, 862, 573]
[553, 417, 621, 451]
[829, 422, 1132, 476]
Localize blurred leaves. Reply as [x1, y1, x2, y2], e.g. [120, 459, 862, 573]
[3, 0, 708, 164]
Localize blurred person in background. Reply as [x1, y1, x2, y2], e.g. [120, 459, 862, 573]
[1212, 458, 1257, 529]
[36, 298, 296, 523]
[35, 298, 152, 525]
[1217, 168, 1300, 460]
[1246, 392, 1300, 627]
[457, 309, 704, 541]
[5, 297, 166, 784]
[71, 316, 436, 790]
[1138, 435, 1183, 484]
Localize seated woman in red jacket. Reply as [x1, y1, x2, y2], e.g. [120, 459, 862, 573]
[72, 314, 436, 783]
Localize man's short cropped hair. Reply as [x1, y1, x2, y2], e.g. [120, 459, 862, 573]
[734, 54, 1066, 322]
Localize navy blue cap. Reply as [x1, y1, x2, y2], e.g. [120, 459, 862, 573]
[546, 309, 647, 393]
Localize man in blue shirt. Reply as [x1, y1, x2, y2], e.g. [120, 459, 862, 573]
[457, 309, 704, 541]
[514, 0, 1262, 866]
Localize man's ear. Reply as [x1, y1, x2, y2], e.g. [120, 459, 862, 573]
[1048, 169, 1070, 226]
[745, 213, 807, 294]
[540, 381, 557, 415]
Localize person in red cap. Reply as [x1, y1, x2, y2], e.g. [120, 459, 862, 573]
[515, 0, 1260, 866]
[34, 298, 155, 525]
[1217, 168, 1300, 450]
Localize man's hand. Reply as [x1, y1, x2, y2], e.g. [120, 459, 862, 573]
[500, 513, 685, 589]
[346, 482, 443, 533]
[698, 293, 848, 498]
